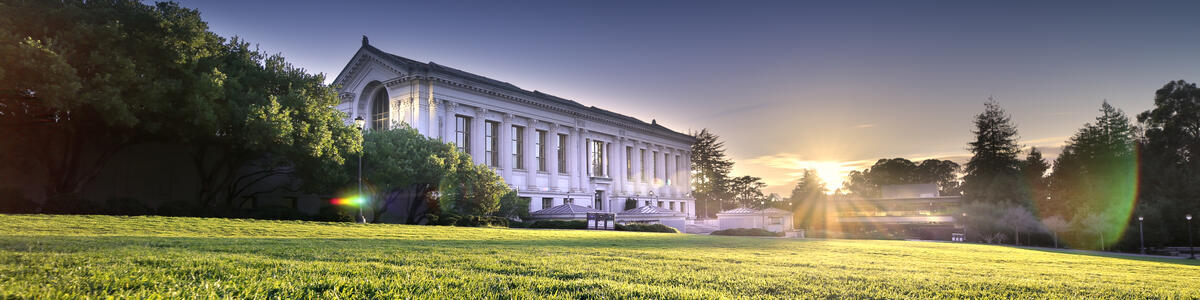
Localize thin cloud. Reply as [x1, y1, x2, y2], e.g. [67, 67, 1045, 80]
[853, 123, 876, 128]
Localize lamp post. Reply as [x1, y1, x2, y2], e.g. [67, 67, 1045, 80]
[354, 116, 366, 224]
[649, 191, 659, 208]
[1138, 216, 1145, 254]
[1188, 214, 1195, 259]
[961, 212, 968, 243]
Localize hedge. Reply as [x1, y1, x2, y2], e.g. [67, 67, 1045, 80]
[527, 220, 587, 229]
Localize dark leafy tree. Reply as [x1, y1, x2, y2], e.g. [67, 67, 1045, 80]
[1136, 80, 1200, 247]
[357, 127, 457, 223]
[843, 158, 960, 198]
[728, 175, 766, 209]
[962, 99, 1023, 204]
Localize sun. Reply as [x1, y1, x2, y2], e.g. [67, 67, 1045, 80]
[803, 161, 854, 193]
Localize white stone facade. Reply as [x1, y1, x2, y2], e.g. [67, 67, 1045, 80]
[332, 38, 696, 218]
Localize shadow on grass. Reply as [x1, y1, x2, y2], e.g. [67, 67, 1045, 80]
[1004, 245, 1200, 266]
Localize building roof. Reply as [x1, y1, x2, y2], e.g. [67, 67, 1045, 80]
[716, 207, 761, 215]
[881, 184, 941, 199]
[337, 37, 694, 143]
[618, 205, 686, 217]
[531, 204, 601, 216]
[716, 207, 793, 216]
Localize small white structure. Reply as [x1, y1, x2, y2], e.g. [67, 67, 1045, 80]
[617, 205, 687, 233]
[716, 207, 794, 233]
[528, 204, 600, 220]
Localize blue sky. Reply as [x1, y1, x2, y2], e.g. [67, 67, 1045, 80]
[177, 0, 1200, 195]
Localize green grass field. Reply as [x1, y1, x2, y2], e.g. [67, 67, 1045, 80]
[1, 215, 1196, 299]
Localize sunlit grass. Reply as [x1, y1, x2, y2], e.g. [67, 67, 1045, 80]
[0, 214, 1196, 298]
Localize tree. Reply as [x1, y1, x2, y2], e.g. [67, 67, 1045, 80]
[962, 99, 1023, 204]
[1137, 80, 1200, 247]
[0, 0, 360, 214]
[1019, 147, 1051, 209]
[439, 155, 509, 216]
[494, 190, 529, 220]
[1041, 216, 1069, 248]
[357, 127, 456, 223]
[690, 129, 734, 217]
[787, 169, 828, 229]
[843, 158, 960, 198]
[728, 175, 766, 209]
[0, 0, 225, 210]
[1001, 206, 1038, 246]
[1047, 102, 1137, 248]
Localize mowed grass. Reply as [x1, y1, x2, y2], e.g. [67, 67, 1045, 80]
[0, 215, 1196, 299]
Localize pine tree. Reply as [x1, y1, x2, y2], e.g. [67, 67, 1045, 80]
[788, 169, 828, 230]
[1019, 147, 1050, 208]
[1048, 101, 1137, 248]
[962, 99, 1023, 204]
[689, 129, 734, 218]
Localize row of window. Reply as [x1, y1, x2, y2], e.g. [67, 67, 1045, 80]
[455, 115, 684, 182]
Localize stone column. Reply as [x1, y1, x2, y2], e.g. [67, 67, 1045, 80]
[442, 100, 456, 143]
[416, 80, 431, 136]
[577, 128, 588, 191]
[525, 118, 537, 190]
[500, 113, 513, 184]
[567, 127, 579, 193]
[470, 108, 485, 165]
[547, 123, 560, 192]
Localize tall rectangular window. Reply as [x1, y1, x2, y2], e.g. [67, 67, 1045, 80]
[681, 202, 687, 213]
[664, 152, 671, 185]
[484, 121, 498, 167]
[455, 115, 471, 154]
[626, 146, 633, 180]
[512, 126, 524, 170]
[557, 134, 567, 173]
[652, 151, 659, 181]
[590, 140, 605, 176]
[639, 149, 646, 181]
[536, 130, 546, 172]
[542, 197, 553, 210]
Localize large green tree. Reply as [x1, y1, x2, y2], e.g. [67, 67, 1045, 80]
[690, 129, 734, 217]
[843, 158, 960, 198]
[728, 175, 767, 209]
[1, 0, 225, 210]
[1136, 80, 1200, 247]
[0, 0, 360, 213]
[438, 156, 509, 216]
[1048, 102, 1137, 249]
[962, 99, 1023, 204]
[357, 127, 456, 223]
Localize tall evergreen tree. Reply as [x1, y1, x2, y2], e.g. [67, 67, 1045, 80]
[962, 99, 1023, 204]
[1019, 147, 1050, 209]
[1048, 101, 1137, 249]
[787, 169, 828, 229]
[690, 129, 734, 217]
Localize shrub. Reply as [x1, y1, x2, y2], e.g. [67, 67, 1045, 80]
[455, 215, 509, 227]
[615, 223, 678, 233]
[711, 228, 783, 237]
[104, 197, 153, 216]
[508, 221, 533, 228]
[528, 220, 587, 229]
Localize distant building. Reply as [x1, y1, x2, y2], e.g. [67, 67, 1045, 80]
[832, 183, 961, 240]
[716, 207, 795, 233]
[332, 37, 696, 218]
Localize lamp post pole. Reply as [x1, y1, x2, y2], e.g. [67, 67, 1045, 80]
[354, 116, 366, 224]
[1138, 216, 1145, 254]
[961, 212, 968, 243]
[1188, 214, 1195, 259]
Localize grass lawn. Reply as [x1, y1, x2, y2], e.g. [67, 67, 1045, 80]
[1, 214, 1196, 299]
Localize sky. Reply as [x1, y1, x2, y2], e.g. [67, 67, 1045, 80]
[176, 0, 1200, 196]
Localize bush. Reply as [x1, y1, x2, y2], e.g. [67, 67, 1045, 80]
[455, 215, 509, 227]
[616, 223, 678, 233]
[0, 187, 38, 213]
[508, 221, 532, 228]
[711, 228, 783, 237]
[528, 220, 587, 229]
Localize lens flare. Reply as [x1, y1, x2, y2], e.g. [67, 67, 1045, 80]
[330, 195, 368, 207]
[1032, 147, 1139, 250]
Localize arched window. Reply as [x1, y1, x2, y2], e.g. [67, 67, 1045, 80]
[370, 88, 388, 130]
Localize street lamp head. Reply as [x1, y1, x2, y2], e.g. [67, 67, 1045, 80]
[962, 212, 967, 217]
[648, 191, 655, 197]
[1188, 214, 1193, 221]
[1138, 216, 1143, 221]
[354, 116, 365, 130]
